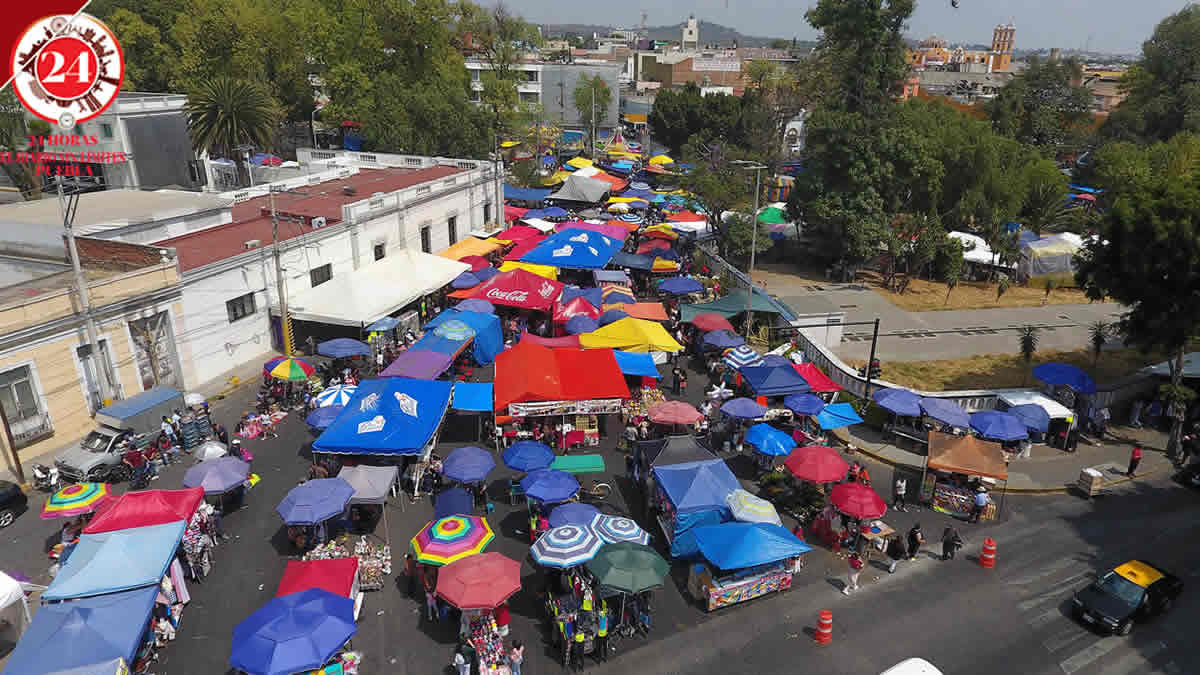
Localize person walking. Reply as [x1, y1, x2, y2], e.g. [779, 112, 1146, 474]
[595, 607, 609, 663]
[671, 366, 683, 395]
[843, 551, 864, 595]
[403, 553, 417, 598]
[970, 487, 989, 523]
[893, 476, 907, 511]
[886, 534, 907, 573]
[571, 628, 586, 671]
[424, 586, 438, 622]
[509, 640, 525, 675]
[1128, 445, 1143, 477]
[941, 526, 964, 561]
[907, 523, 925, 561]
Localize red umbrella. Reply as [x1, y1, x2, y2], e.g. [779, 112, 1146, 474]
[689, 313, 736, 333]
[784, 446, 849, 483]
[647, 401, 703, 425]
[1072, 193, 1096, 202]
[459, 255, 491, 272]
[636, 239, 671, 255]
[830, 482, 887, 520]
[436, 552, 522, 610]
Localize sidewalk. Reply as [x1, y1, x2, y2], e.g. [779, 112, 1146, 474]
[846, 423, 1174, 494]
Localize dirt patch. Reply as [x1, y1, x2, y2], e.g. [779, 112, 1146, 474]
[858, 270, 1091, 312]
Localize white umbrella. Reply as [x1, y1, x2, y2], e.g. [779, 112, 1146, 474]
[193, 440, 228, 461]
[315, 384, 357, 408]
[725, 488, 782, 526]
[185, 392, 206, 407]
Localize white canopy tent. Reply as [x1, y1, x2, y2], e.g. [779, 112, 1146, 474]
[0, 570, 44, 645]
[948, 231, 1015, 269]
[518, 218, 557, 233]
[282, 249, 470, 327]
[1143, 352, 1200, 379]
[997, 391, 1074, 420]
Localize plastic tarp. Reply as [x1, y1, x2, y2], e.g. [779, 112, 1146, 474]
[606, 302, 669, 321]
[554, 296, 602, 324]
[739, 365, 812, 396]
[452, 382, 494, 412]
[3, 585, 158, 673]
[519, 218, 558, 232]
[519, 332, 582, 348]
[927, 430, 1009, 480]
[425, 309, 503, 366]
[524, 207, 569, 220]
[496, 225, 542, 242]
[561, 286, 603, 308]
[948, 231, 1013, 268]
[338, 465, 399, 505]
[1019, 234, 1081, 280]
[503, 236, 541, 262]
[504, 205, 528, 222]
[593, 270, 630, 284]
[1032, 362, 1097, 395]
[548, 175, 610, 203]
[312, 378, 453, 456]
[276, 558, 359, 599]
[610, 250, 655, 271]
[612, 350, 660, 378]
[285, 249, 470, 327]
[43, 521, 186, 601]
[504, 185, 552, 202]
[379, 349, 454, 379]
[689, 522, 812, 571]
[578, 317, 684, 353]
[792, 363, 842, 393]
[462, 268, 564, 311]
[494, 342, 630, 412]
[497, 260, 558, 281]
[997, 391, 1074, 420]
[437, 237, 504, 261]
[82, 487, 203, 534]
[816, 402, 864, 430]
[520, 228, 623, 270]
[653, 459, 739, 513]
[680, 289, 781, 321]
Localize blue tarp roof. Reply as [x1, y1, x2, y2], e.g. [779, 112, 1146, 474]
[653, 459, 740, 513]
[313, 378, 453, 455]
[612, 350, 660, 378]
[610, 250, 655, 271]
[593, 270, 630, 284]
[561, 285, 602, 308]
[96, 388, 180, 421]
[425, 309, 503, 366]
[1032, 362, 1097, 394]
[4, 585, 158, 673]
[504, 185, 552, 202]
[690, 522, 812, 571]
[43, 521, 186, 601]
[739, 365, 811, 396]
[816, 402, 864, 430]
[524, 207, 569, 220]
[521, 228, 622, 270]
[452, 382, 494, 412]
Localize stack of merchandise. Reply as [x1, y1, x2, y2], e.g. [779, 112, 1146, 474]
[181, 503, 219, 580]
[622, 387, 666, 420]
[469, 615, 509, 674]
[304, 539, 352, 561]
[195, 411, 213, 438]
[352, 536, 392, 591]
[180, 414, 201, 449]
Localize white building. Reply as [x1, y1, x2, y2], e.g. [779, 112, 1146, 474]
[466, 61, 622, 130]
[681, 15, 700, 49]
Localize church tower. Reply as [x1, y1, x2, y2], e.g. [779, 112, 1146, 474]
[991, 23, 1015, 71]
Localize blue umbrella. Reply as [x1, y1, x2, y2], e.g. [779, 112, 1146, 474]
[970, 410, 1029, 441]
[503, 441, 555, 472]
[702, 330, 745, 350]
[723, 345, 764, 369]
[549, 502, 599, 528]
[1007, 404, 1050, 433]
[816, 402, 864, 430]
[434, 319, 476, 341]
[721, 397, 767, 420]
[451, 271, 481, 289]
[919, 397, 970, 429]
[305, 405, 344, 429]
[872, 388, 922, 417]
[603, 290, 636, 305]
[521, 469, 580, 503]
[442, 446, 496, 483]
[230, 589, 357, 675]
[434, 487, 475, 519]
[366, 316, 401, 332]
[565, 315, 600, 335]
[183, 457, 250, 495]
[761, 354, 793, 367]
[1032, 362, 1097, 394]
[457, 298, 495, 313]
[531, 524, 603, 568]
[317, 338, 371, 358]
[783, 393, 826, 416]
[276, 478, 355, 525]
[599, 309, 630, 326]
[745, 423, 796, 457]
[658, 276, 704, 295]
[475, 266, 500, 282]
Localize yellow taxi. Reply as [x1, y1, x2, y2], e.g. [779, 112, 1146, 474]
[1072, 560, 1183, 635]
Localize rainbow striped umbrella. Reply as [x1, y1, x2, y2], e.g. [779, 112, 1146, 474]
[412, 515, 495, 566]
[268, 357, 315, 381]
[41, 482, 114, 520]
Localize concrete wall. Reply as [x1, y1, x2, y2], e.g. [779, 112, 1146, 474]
[0, 262, 179, 335]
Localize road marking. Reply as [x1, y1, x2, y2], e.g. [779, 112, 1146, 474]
[1043, 626, 1090, 653]
[1007, 557, 1080, 587]
[1093, 641, 1164, 675]
[1028, 606, 1069, 629]
[1017, 572, 1092, 611]
[1060, 636, 1122, 674]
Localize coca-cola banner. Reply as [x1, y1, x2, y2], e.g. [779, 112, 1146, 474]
[469, 268, 563, 311]
[508, 398, 624, 417]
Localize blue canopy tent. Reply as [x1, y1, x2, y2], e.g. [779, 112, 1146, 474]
[504, 185, 552, 202]
[760, 354, 793, 368]
[969, 411, 1029, 441]
[43, 521, 186, 601]
[873, 388, 922, 417]
[424, 309, 503, 366]
[1007, 403, 1051, 433]
[594, 270, 631, 284]
[451, 382, 494, 412]
[457, 298, 495, 314]
[521, 228, 623, 270]
[313, 378, 453, 456]
[652, 459, 740, 557]
[451, 271, 481, 289]
[684, 522, 812, 571]
[523, 207, 569, 220]
[3, 585, 159, 673]
[783, 393, 825, 416]
[317, 338, 371, 358]
[702, 330, 745, 350]
[658, 277, 704, 295]
[560, 285, 603, 308]
[599, 309, 630, 326]
[434, 487, 475, 519]
[565, 315, 600, 335]
[815, 402, 864, 430]
[739, 365, 812, 396]
[1032, 362, 1097, 394]
[612, 350, 660, 378]
[745, 423, 796, 457]
[610, 251, 655, 271]
[306, 405, 344, 430]
[919, 397, 970, 429]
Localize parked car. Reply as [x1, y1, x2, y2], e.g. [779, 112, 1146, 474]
[0, 480, 29, 528]
[56, 387, 184, 482]
[1072, 560, 1183, 635]
[880, 658, 944, 675]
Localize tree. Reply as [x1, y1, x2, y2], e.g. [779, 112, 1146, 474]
[987, 55, 1094, 154]
[723, 214, 773, 260]
[1018, 325, 1039, 384]
[103, 8, 175, 91]
[996, 274, 1011, 303]
[679, 140, 760, 256]
[938, 243, 963, 305]
[459, 1, 540, 133]
[648, 84, 706, 156]
[805, 0, 914, 117]
[573, 75, 612, 153]
[0, 91, 39, 198]
[185, 77, 278, 182]
[1089, 321, 1109, 366]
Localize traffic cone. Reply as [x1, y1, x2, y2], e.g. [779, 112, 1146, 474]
[980, 537, 996, 569]
[815, 609, 833, 645]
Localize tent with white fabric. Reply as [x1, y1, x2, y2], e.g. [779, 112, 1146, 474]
[0, 570, 43, 645]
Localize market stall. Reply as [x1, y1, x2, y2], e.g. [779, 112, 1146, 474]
[650, 458, 740, 557]
[997, 390, 1075, 445]
[278, 557, 363, 620]
[682, 522, 810, 611]
[920, 431, 1008, 520]
[277, 478, 355, 552]
[230, 588, 359, 675]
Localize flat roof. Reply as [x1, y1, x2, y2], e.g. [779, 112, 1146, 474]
[0, 190, 232, 234]
[160, 166, 465, 271]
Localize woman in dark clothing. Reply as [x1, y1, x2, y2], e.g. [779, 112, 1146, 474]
[907, 523, 925, 561]
[941, 526, 963, 561]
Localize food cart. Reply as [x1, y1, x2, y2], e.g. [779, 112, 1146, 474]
[683, 522, 810, 611]
[919, 431, 1008, 521]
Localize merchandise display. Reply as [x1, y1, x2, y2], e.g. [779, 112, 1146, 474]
[930, 482, 995, 520]
[304, 536, 393, 590]
[469, 615, 510, 674]
[622, 388, 666, 421]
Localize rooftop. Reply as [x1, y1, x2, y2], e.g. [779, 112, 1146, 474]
[160, 165, 465, 272]
[0, 189, 232, 235]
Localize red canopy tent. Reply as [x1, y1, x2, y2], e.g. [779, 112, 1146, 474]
[793, 363, 843, 393]
[688, 313, 736, 333]
[504, 205, 529, 222]
[495, 342, 630, 413]
[519, 333, 583, 348]
[496, 224, 541, 242]
[636, 239, 672, 255]
[459, 255, 491, 272]
[554, 296, 602, 323]
[667, 211, 707, 223]
[82, 487, 204, 534]
[463, 268, 563, 311]
[503, 236, 546, 261]
[276, 557, 360, 598]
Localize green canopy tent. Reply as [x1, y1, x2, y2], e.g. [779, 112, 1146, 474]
[757, 207, 788, 225]
[681, 289, 782, 322]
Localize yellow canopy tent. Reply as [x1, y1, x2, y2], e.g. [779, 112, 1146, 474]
[500, 140, 522, 148]
[499, 261, 558, 281]
[608, 151, 640, 160]
[566, 157, 594, 169]
[541, 170, 570, 186]
[651, 258, 681, 273]
[607, 196, 645, 203]
[579, 317, 684, 353]
[438, 237, 505, 261]
[649, 154, 675, 165]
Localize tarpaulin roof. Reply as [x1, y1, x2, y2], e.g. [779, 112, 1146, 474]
[680, 289, 781, 321]
[652, 459, 740, 513]
[816, 402, 864, 430]
[690, 522, 812, 571]
[519, 218, 560, 232]
[667, 210, 706, 223]
[425, 309, 504, 366]
[504, 205, 529, 222]
[496, 260, 557, 281]
[739, 365, 812, 396]
[379, 349, 454, 379]
[593, 269, 631, 284]
[604, 302, 669, 321]
[1032, 362, 1097, 394]
[792, 363, 842, 393]
[609, 250, 653, 270]
[927, 430, 1009, 480]
[587, 171, 629, 193]
[276, 558, 359, 599]
[548, 175, 610, 203]
[438, 237, 504, 261]
[44, 521, 186, 601]
[612, 350, 660, 378]
[462, 268, 564, 311]
[520, 228, 623, 270]
[579, 317, 684, 353]
[640, 435, 716, 467]
[519, 332, 582, 348]
[566, 157, 593, 169]
[554, 296, 602, 323]
[562, 285, 603, 308]
[555, 221, 630, 240]
[525, 206, 570, 219]
[452, 382, 494, 412]
[504, 185, 552, 201]
[83, 487, 203, 534]
[312, 378, 453, 456]
[338, 465, 399, 505]
[3, 585, 158, 673]
[496, 225, 542, 241]
[997, 391, 1074, 419]
[494, 342, 630, 412]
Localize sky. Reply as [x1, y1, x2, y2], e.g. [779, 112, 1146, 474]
[503, 0, 1194, 54]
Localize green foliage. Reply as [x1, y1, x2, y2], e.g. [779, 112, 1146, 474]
[997, 274, 1012, 303]
[805, 0, 914, 116]
[648, 84, 775, 157]
[508, 156, 541, 188]
[722, 214, 773, 260]
[185, 77, 278, 158]
[1089, 321, 1108, 365]
[103, 9, 174, 91]
[987, 55, 1094, 154]
[1018, 325, 1039, 361]
[573, 75, 612, 150]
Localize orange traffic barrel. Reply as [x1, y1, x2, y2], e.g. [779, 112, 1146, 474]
[980, 537, 997, 569]
[815, 609, 833, 644]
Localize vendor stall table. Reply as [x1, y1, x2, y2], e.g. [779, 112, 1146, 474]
[550, 455, 606, 475]
[688, 562, 793, 612]
[302, 536, 392, 591]
[858, 520, 895, 564]
[467, 615, 511, 674]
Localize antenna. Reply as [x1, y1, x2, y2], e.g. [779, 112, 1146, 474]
[641, 9, 647, 35]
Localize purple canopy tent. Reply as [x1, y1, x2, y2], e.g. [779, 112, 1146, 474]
[380, 349, 455, 380]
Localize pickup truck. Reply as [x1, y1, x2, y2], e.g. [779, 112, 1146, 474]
[56, 387, 185, 482]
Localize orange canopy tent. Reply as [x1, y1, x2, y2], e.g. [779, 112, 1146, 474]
[494, 341, 630, 413]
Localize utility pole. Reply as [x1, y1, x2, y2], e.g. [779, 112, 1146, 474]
[271, 186, 295, 356]
[732, 161, 767, 337]
[493, 128, 503, 229]
[863, 318, 881, 399]
[58, 178, 115, 407]
[591, 84, 597, 159]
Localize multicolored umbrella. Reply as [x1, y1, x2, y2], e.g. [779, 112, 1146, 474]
[618, 213, 643, 224]
[436, 552, 522, 610]
[784, 445, 848, 483]
[412, 515, 495, 566]
[314, 384, 357, 408]
[268, 357, 315, 382]
[434, 319, 475, 341]
[40, 483, 113, 520]
[647, 401, 703, 426]
[549, 502, 599, 529]
[531, 524, 603, 568]
[589, 514, 650, 545]
[263, 355, 288, 374]
[585, 542, 669, 594]
[830, 482, 887, 520]
[725, 488, 782, 525]
[723, 345, 765, 370]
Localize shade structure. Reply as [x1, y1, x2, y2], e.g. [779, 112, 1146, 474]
[230, 589, 357, 675]
[702, 330, 745, 350]
[317, 338, 371, 358]
[760, 354, 793, 368]
[41, 482, 113, 520]
[497, 224, 541, 241]
[1007, 403, 1051, 432]
[555, 296, 602, 324]
[474, 267, 500, 283]
[689, 313, 736, 333]
[740, 365, 812, 396]
[276, 478, 355, 525]
[434, 487, 475, 520]
[451, 381, 494, 412]
[503, 440, 556, 472]
[589, 513, 650, 545]
[263, 355, 288, 374]
[548, 502, 599, 529]
[464, 268, 564, 311]
[872, 388, 922, 417]
[493, 342, 630, 413]
[412, 515, 495, 566]
[315, 384, 357, 408]
[745, 423, 796, 457]
[83, 487, 203, 534]
[276, 558, 359, 599]
[599, 308, 630, 326]
[1032, 362, 1097, 394]
[442, 446, 497, 483]
[816, 402, 864, 430]
[612, 350, 660, 378]
[458, 255, 492, 272]
[969, 410, 1029, 441]
[564, 315, 599, 335]
[312, 378, 453, 456]
[183, 457, 250, 495]
[44, 520, 186, 601]
[338, 465, 399, 505]
[531, 524, 603, 568]
[792, 363, 843, 393]
[194, 439, 228, 461]
[757, 206, 788, 224]
[783, 393, 826, 416]
[380, 349, 455, 380]
[721, 397, 766, 420]
[688, 522, 812, 571]
[268, 357, 315, 382]
[306, 405, 344, 429]
[723, 345, 765, 370]
[830, 482, 887, 519]
[649, 154, 674, 165]
[784, 445, 849, 483]
[521, 469, 580, 503]
[520, 228, 623, 270]
[579, 317, 684, 353]
[365, 316, 401, 332]
[725, 488, 782, 525]
[586, 542, 669, 594]
[451, 271, 481, 289]
[648, 401, 703, 425]
[434, 319, 476, 342]
[919, 397, 970, 429]
[927, 431, 1009, 480]
[437, 552, 522, 610]
[680, 289, 780, 321]
[457, 298, 495, 314]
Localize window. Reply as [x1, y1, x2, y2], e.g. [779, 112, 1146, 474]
[225, 292, 256, 323]
[470, 90, 482, 103]
[472, 70, 481, 81]
[100, 123, 113, 139]
[447, 216, 458, 245]
[0, 367, 39, 423]
[310, 263, 332, 287]
[483, 202, 491, 224]
[519, 91, 539, 104]
[374, 243, 386, 260]
[524, 70, 539, 82]
[420, 226, 432, 253]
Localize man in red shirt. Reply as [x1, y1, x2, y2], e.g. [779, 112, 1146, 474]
[1128, 446, 1143, 477]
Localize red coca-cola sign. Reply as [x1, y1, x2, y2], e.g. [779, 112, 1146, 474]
[486, 288, 530, 303]
[471, 268, 562, 311]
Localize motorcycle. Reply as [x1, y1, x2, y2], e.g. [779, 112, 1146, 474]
[32, 464, 60, 492]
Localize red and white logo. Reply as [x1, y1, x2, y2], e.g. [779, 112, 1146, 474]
[10, 13, 124, 128]
[486, 288, 530, 304]
[538, 281, 556, 298]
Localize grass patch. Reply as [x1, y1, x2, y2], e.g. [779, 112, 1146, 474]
[858, 270, 1091, 312]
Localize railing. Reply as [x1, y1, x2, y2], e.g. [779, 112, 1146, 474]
[12, 412, 53, 449]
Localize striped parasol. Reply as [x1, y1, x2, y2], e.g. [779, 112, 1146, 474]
[725, 488, 782, 525]
[412, 515, 495, 566]
[41, 482, 113, 519]
[589, 514, 650, 545]
[530, 524, 603, 568]
[268, 357, 315, 381]
[723, 345, 765, 369]
[434, 319, 475, 342]
[618, 213, 643, 224]
[315, 384, 357, 408]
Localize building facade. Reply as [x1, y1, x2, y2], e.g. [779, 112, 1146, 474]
[466, 61, 622, 130]
[907, 24, 1015, 73]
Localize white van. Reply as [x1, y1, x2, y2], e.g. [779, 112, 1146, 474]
[880, 658, 945, 675]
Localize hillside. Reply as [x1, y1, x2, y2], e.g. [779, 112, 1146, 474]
[541, 19, 791, 47]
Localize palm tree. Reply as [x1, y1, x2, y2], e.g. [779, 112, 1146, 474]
[1018, 325, 1039, 385]
[186, 77, 278, 184]
[1089, 321, 1109, 366]
[1022, 183, 1087, 235]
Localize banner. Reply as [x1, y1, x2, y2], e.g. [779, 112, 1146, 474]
[508, 398, 624, 417]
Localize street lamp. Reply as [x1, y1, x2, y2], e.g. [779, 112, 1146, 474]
[731, 160, 768, 337]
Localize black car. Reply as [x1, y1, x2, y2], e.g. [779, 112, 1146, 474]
[0, 480, 28, 528]
[1072, 560, 1183, 635]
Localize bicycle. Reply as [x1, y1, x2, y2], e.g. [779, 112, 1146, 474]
[576, 480, 612, 502]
